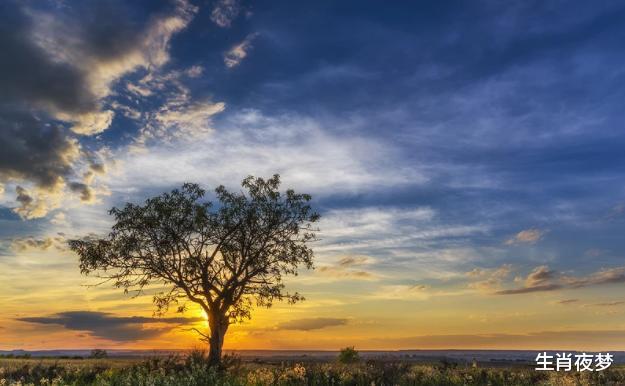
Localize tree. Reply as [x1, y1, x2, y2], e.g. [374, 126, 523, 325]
[69, 175, 319, 366]
[89, 349, 108, 359]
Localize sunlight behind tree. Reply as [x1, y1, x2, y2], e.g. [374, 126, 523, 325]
[69, 174, 319, 366]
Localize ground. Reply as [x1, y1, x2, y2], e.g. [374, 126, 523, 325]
[1, 354, 624, 385]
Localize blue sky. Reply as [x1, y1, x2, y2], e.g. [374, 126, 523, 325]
[2, 0, 625, 349]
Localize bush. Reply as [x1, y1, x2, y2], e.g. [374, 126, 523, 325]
[89, 349, 108, 359]
[337, 346, 360, 364]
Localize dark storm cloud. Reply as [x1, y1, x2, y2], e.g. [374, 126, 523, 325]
[0, 111, 78, 189]
[0, 3, 88, 191]
[275, 318, 348, 331]
[0, 0, 195, 217]
[0, 2, 101, 196]
[0, 0, 177, 115]
[0, 3, 95, 114]
[68, 1, 146, 61]
[18, 311, 202, 341]
[44, 0, 183, 64]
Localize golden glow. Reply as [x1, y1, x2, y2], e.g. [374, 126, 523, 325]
[2, 248, 625, 351]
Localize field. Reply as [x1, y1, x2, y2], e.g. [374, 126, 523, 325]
[2, 353, 625, 386]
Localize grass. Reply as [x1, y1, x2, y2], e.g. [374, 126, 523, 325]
[1, 353, 624, 385]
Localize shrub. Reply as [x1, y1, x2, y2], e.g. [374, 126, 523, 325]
[89, 349, 108, 359]
[337, 346, 360, 364]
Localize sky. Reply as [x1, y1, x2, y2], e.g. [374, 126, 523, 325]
[1, 0, 625, 351]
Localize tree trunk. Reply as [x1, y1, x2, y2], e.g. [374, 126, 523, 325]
[207, 312, 229, 367]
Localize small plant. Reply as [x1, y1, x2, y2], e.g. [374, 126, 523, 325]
[338, 346, 360, 364]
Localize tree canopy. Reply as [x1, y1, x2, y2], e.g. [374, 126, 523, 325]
[69, 174, 319, 364]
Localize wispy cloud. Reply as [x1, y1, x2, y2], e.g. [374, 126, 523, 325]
[153, 100, 225, 140]
[557, 299, 579, 305]
[108, 110, 424, 195]
[605, 203, 625, 220]
[366, 283, 432, 301]
[466, 264, 512, 292]
[210, 0, 241, 28]
[590, 301, 625, 307]
[316, 255, 376, 280]
[274, 318, 348, 331]
[224, 33, 258, 68]
[10, 235, 66, 253]
[317, 206, 488, 262]
[504, 228, 546, 245]
[495, 266, 625, 295]
[565, 267, 625, 288]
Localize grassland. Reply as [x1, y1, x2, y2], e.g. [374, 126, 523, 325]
[2, 353, 625, 386]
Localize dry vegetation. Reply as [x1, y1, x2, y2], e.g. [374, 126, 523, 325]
[1, 352, 625, 386]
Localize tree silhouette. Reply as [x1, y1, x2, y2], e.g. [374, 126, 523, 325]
[69, 175, 319, 365]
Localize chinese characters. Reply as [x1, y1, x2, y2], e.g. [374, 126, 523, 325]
[535, 352, 613, 371]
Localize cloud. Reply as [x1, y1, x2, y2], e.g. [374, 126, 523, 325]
[565, 267, 625, 288]
[316, 255, 375, 280]
[495, 265, 625, 295]
[0, 5, 94, 119]
[13, 185, 63, 220]
[17, 311, 202, 342]
[211, 0, 241, 28]
[591, 301, 625, 307]
[153, 101, 226, 140]
[0, 112, 80, 190]
[495, 266, 562, 294]
[504, 228, 546, 245]
[68, 182, 95, 203]
[368, 284, 430, 300]
[125, 67, 225, 148]
[466, 264, 512, 292]
[337, 256, 368, 267]
[10, 235, 66, 253]
[525, 265, 556, 287]
[126, 82, 153, 97]
[111, 110, 424, 195]
[495, 283, 562, 295]
[185, 65, 204, 78]
[275, 318, 348, 331]
[29, 0, 198, 108]
[15, 186, 34, 214]
[605, 203, 625, 220]
[0, 0, 196, 217]
[557, 299, 579, 304]
[317, 267, 374, 280]
[317, 206, 486, 257]
[59, 111, 115, 136]
[50, 212, 68, 226]
[224, 33, 258, 68]
[320, 207, 435, 240]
